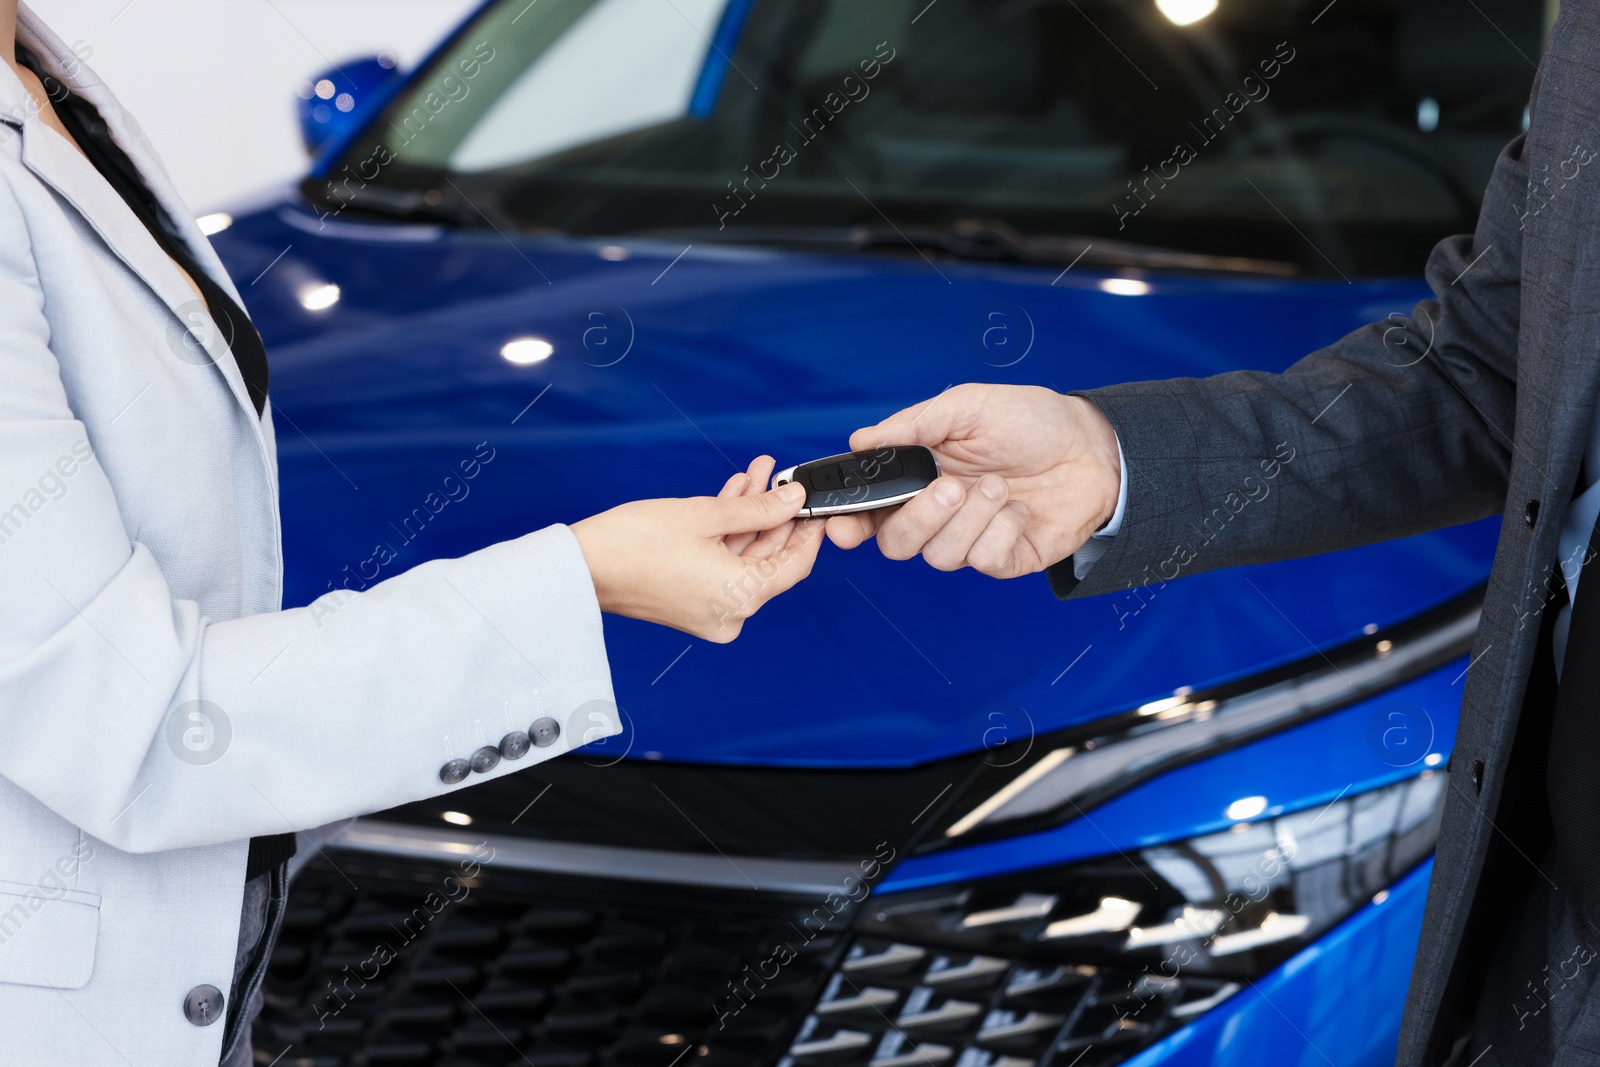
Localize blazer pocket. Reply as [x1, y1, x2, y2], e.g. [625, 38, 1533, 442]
[0, 878, 100, 990]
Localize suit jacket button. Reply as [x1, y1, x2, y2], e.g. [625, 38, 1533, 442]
[439, 758, 471, 785]
[530, 717, 561, 747]
[1525, 499, 1540, 528]
[1471, 759, 1485, 793]
[499, 731, 531, 760]
[183, 984, 224, 1026]
[470, 745, 502, 774]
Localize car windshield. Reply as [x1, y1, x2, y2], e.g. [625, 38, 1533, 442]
[321, 0, 1546, 278]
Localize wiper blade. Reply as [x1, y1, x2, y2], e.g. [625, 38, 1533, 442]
[658, 219, 1299, 278]
[298, 178, 480, 227]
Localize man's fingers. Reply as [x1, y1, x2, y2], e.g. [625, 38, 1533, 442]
[707, 481, 807, 535]
[847, 395, 942, 452]
[873, 475, 967, 561]
[825, 510, 880, 549]
[966, 500, 1033, 578]
[718, 471, 751, 498]
[848, 385, 989, 452]
[921, 475, 1011, 571]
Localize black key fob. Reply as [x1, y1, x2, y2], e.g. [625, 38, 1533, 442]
[772, 446, 941, 517]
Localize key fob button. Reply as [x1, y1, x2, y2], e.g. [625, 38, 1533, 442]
[808, 463, 844, 491]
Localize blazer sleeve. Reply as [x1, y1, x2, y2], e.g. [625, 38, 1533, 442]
[0, 185, 618, 853]
[1049, 130, 1530, 601]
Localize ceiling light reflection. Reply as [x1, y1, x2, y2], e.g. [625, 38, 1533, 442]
[501, 337, 554, 365]
[1224, 795, 1268, 821]
[1156, 0, 1218, 25]
[196, 212, 232, 236]
[299, 283, 341, 311]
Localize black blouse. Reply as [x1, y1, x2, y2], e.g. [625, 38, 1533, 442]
[17, 45, 271, 416]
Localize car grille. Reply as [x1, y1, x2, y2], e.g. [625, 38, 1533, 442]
[254, 852, 849, 1067]
[255, 848, 1235, 1067]
[782, 935, 1237, 1067]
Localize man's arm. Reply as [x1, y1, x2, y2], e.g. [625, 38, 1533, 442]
[831, 131, 1529, 588]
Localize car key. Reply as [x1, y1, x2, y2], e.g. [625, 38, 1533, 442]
[771, 446, 942, 517]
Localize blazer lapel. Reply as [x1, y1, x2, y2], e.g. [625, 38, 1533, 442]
[6, 5, 266, 433]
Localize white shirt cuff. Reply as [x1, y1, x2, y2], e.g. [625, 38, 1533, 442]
[1071, 432, 1127, 579]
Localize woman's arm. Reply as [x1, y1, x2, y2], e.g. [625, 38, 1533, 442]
[0, 178, 819, 854]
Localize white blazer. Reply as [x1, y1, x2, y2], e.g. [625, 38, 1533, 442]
[0, 8, 618, 1064]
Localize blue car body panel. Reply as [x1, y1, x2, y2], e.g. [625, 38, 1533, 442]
[212, 204, 1496, 774]
[213, 59, 1495, 1055]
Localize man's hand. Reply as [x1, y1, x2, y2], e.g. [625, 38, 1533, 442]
[826, 385, 1122, 577]
[571, 456, 824, 643]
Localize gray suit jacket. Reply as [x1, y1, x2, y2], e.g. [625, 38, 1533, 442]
[1051, 5, 1599, 1063]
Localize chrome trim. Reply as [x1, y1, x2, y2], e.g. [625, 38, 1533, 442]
[792, 1031, 875, 1057]
[329, 819, 860, 895]
[800, 488, 928, 518]
[1171, 982, 1241, 1020]
[817, 988, 900, 1016]
[844, 944, 928, 974]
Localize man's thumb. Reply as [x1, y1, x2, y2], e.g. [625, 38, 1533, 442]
[709, 481, 807, 534]
[848, 394, 952, 452]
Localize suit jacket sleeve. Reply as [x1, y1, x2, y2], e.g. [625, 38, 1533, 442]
[1048, 132, 1530, 600]
[0, 176, 619, 854]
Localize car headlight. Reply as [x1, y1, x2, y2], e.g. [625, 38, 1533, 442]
[784, 771, 1446, 1067]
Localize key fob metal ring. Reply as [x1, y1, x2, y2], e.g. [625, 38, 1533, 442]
[772, 445, 941, 517]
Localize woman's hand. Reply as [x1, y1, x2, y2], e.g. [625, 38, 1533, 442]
[570, 456, 824, 642]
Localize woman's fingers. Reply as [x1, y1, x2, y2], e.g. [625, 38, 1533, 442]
[723, 456, 778, 554]
[706, 481, 807, 536]
[742, 519, 796, 561]
[744, 455, 778, 491]
[754, 519, 825, 600]
[698, 518, 825, 643]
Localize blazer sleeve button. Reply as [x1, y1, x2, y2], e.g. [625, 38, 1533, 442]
[530, 717, 561, 747]
[470, 745, 502, 774]
[439, 758, 471, 785]
[499, 731, 531, 760]
[183, 984, 225, 1026]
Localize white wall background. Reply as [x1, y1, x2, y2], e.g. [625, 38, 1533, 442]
[26, 0, 479, 211]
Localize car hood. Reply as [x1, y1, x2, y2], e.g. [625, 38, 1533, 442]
[211, 196, 1497, 768]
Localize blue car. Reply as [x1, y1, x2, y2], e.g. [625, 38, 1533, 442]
[209, 1, 1542, 1064]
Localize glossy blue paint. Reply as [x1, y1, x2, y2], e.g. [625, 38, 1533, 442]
[296, 57, 400, 156]
[211, 203, 1498, 769]
[878, 656, 1462, 892]
[1121, 858, 1432, 1067]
